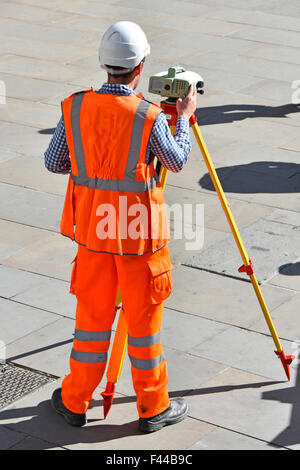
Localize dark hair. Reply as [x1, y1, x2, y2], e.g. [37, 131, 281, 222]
[107, 58, 146, 81]
[107, 66, 134, 80]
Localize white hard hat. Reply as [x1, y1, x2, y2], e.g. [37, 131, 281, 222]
[99, 21, 150, 75]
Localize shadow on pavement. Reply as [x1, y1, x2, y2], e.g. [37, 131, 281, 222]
[279, 262, 300, 276]
[38, 128, 56, 135]
[195, 103, 300, 126]
[0, 380, 280, 449]
[263, 354, 300, 448]
[199, 161, 300, 194]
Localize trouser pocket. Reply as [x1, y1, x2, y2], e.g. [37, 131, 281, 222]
[69, 255, 78, 295]
[147, 252, 173, 304]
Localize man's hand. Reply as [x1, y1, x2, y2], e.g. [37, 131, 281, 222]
[176, 82, 197, 121]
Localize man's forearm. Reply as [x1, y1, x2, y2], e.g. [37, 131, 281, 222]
[150, 112, 192, 173]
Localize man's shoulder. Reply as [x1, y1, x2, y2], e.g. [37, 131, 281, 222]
[62, 88, 93, 103]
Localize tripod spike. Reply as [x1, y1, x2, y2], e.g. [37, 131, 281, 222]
[275, 350, 295, 381]
[101, 382, 116, 419]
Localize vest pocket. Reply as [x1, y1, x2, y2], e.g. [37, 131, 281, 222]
[148, 256, 173, 304]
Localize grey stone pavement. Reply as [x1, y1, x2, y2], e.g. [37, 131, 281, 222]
[1, 0, 300, 451]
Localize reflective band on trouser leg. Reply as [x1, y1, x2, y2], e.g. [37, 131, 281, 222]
[71, 350, 108, 363]
[128, 353, 166, 370]
[127, 330, 169, 419]
[74, 329, 112, 342]
[62, 325, 113, 414]
[128, 331, 161, 348]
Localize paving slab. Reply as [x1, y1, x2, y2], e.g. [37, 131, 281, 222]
[202, 115, 300, 148]
[232, 25, 300, 48]
[264, 208, 300, 228]
[68, 69, 108, 89]
[268, 268, 300, 292]
[256, 0, 300, 16]
[0, 265, 51, 299]
[0, 1, 63, 23]
[70, 0, 205, 18]
[2, 232, 76, 282]
[207, 6, 300, 32]
[0, 183, 63, 231]
[0, 148, 21, 164]
[0, 55, 87, 84]
[0, 100, 60, 131]
[161, 308, 231, 353]
[0, 35, 92, 63]
[188, 427, 285, 450]
[0, 72, 76, 103]
[165, 184, 272, 234]
[189, 324, 294, 380]
[0, 425, 26, 450]
[168, 227, 228, 266]
[151, 30, 258, 58]
[0, 379, 215, 450]
[8, 435, 65, 450]
[185, 218, 300, 283]
[0, 18, 99, 45]
[210, 141, 300, 174]
[11, 275, 76, 319]
[6, 317, 75, 377]
[0, 297, 58, 346]
[0, 121, 55, 157]
[251, 293, 300, 342]
[185, 51, 300, 83]
[246, 44, 300, 66]
[0, 156, 68, 196]
[166, 265, 295, 329]
[0, 219, 52, 261]
[192, 66, 263, 94]
[282, 136, 300, 153]
[186, 366, 300, 449]
[240, 79, 297, 103]
[203, 188, 300, 213]
[111, 342, 229, 400]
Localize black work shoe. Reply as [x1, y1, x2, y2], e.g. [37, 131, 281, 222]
[51, 388, 87, 427]
[138, 398, 188, 433]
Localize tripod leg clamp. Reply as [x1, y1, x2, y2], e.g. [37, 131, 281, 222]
[238, 259, 254, 276]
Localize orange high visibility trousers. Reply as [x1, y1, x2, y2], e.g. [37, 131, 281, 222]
[61, 243, 172, 419]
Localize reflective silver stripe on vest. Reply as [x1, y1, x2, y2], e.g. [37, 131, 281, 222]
[128, 353, 166, 370]
[71, 172, 158, 193]
[125, 100, 152, 182]
[74, 329, 111, 342]
[70, 92, 88, 179]
[69, 93, 157, 193]
[128, 331, 161, 348]
[71, 349, 107, 363]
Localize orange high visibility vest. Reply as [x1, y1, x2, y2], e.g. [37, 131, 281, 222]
[60, 90, 170, 255]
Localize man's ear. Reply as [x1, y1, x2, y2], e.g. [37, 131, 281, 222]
[136, 61, 144, 75]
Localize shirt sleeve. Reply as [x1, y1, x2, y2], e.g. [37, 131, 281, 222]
[44, 116, 71, 174]
[149, 111, 192, 173]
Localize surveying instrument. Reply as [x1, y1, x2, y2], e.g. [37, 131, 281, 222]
[101, 66, 295, 418]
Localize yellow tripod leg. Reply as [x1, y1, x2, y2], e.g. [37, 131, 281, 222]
[190, 116, 294, 379]
[101, 304, 128, 418]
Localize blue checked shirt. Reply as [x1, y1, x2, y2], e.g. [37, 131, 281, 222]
[44, 83, 191, 174]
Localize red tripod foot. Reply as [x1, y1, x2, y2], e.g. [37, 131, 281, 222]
[275, 350, 295, 381]
[101, 382, 116, 419]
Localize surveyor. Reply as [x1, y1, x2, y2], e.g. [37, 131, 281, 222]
[44, 21, 196, 433]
